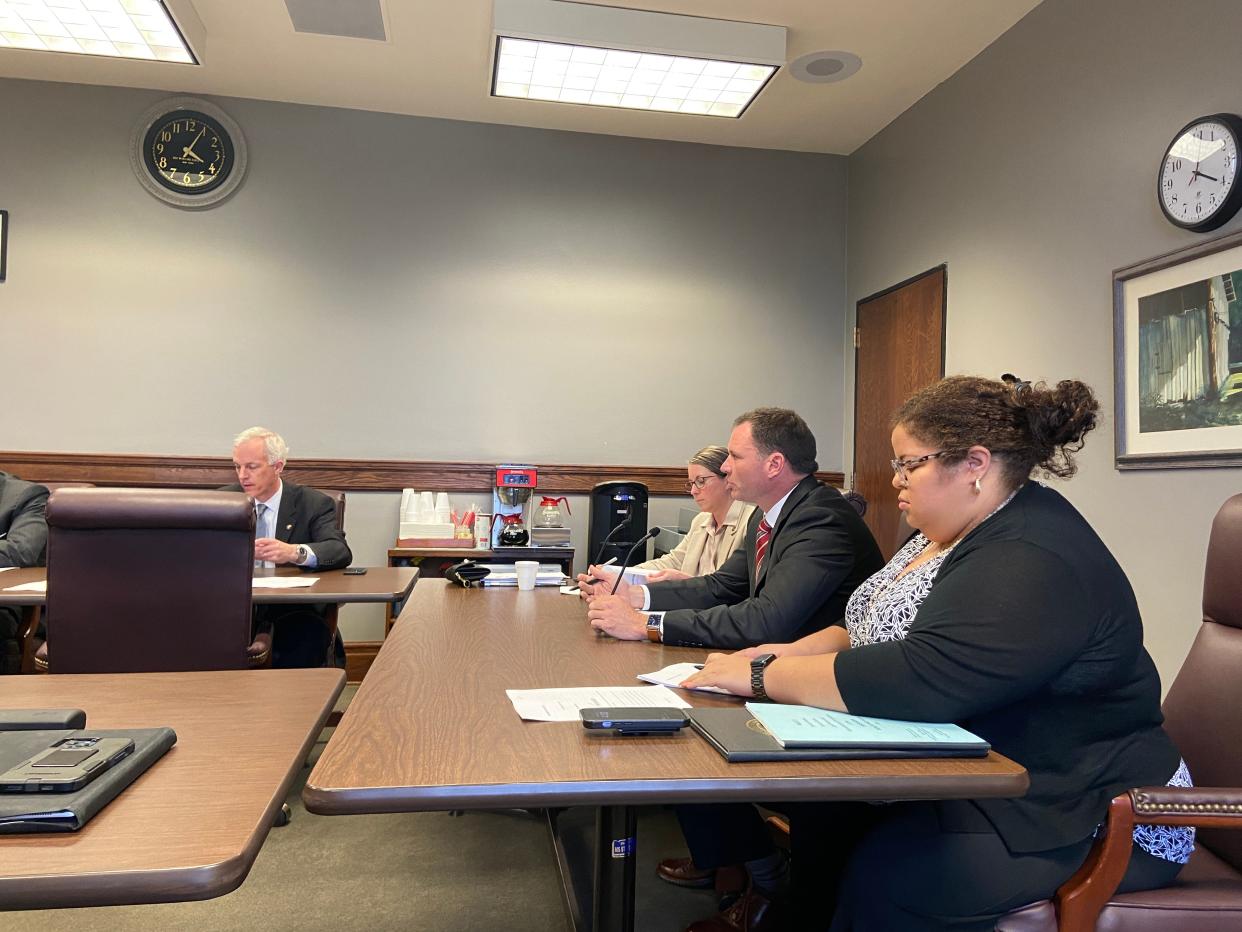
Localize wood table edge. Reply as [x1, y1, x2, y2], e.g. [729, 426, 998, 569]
[0, 668, 346, 911]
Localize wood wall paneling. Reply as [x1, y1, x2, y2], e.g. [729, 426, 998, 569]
[0, 451, 844, 495]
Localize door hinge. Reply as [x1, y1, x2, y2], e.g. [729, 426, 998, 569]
[853, 327, 860, 348]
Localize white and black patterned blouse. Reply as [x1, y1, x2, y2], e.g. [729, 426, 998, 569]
[843, 516, 1195, 865]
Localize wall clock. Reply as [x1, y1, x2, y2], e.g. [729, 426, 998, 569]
[130, 97, 247, 209]
[1158, 113, 1242, 232]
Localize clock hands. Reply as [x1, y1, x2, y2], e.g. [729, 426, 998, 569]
[181, 126, 207, 163]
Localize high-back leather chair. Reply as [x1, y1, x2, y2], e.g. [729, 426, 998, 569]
[39, 487, 256, 673]
[999, 494, 1242, 931]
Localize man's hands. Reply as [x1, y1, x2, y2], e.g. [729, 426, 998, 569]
[575, 565, 641, 604]
[586, 595, 649, 640]
[254, 537, 299, 565]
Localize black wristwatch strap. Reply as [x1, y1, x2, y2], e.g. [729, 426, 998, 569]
[750, 653, 777, 701]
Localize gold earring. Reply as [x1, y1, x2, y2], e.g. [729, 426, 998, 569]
[973, 476, 982, 494]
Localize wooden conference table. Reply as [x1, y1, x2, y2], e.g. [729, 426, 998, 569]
[0, 668, 345, 911]
[0, 566, 420, 672]
[304, 582, 1029, 932]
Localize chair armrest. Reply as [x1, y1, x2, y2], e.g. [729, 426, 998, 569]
[1055, 794, 1137, 932]
[1131, 785, 1242, 828]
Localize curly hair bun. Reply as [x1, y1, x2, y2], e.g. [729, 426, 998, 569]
[893, 375, 1099, 484]
[1019, 380, 1099, 470]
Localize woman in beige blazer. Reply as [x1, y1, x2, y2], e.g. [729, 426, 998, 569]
[636, 445, 756, 581]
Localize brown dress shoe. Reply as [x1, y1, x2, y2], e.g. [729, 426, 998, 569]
[657, 856, 715, 888]
[685, 888, 781, 932]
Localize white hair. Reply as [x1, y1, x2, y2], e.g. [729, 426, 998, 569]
[233, 427, 288, 465]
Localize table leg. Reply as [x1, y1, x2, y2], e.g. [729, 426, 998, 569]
[592, 805, 637, 932]
[546, 805, 638, 932]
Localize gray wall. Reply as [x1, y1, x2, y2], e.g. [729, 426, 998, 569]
[0, 78, 847, 638]
[846, 0, 1242, 688]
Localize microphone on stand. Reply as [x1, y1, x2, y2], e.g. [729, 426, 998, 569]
[593, 516, 633, 566]
[610, 527, 660, 595]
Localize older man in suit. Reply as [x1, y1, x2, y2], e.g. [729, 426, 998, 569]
[228, 428, 352, 668]
[0, 471, 49, 674]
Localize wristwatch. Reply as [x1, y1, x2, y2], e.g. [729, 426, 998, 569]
[646, 612, 664, 643]
[294, 544, 310, 565]
[750, 653, 777, 701]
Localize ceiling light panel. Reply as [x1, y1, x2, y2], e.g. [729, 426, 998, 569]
[491, 0, 785, 119]
[0, 0, 197, 64]
[494, 38, 774, 118]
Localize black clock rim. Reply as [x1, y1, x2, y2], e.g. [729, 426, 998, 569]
[1157, 112, 1242, 233]
[141, 109, 235, 196]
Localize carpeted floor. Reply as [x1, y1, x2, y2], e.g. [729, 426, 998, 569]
[15, 688, 722, 932]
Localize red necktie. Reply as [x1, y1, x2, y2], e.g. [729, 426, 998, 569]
[754, 518, 772, 576]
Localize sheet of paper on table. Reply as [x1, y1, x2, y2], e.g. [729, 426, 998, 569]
[3, 580, 45, 593]
[251, 577, 319, 589]
[505, 685, 691, 722]
[637, 662, 732, 695]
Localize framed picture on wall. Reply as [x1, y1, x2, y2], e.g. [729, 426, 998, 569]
[1115, 228, 1242, 468]
[0, 210, 7, 283]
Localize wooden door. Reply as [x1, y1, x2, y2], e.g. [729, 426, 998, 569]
[853, 267, 946, 557]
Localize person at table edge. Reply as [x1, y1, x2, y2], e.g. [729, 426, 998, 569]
[0, 471, 49, 675]
[581, 407, 883, 649]
[227, 427, 352, 668]
[684, 375, 1188, 932]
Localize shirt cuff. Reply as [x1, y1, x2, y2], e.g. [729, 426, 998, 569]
[301, 545, 318, 568]
[639, 585, 651, 611]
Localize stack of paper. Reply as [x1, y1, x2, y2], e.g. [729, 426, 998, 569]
[479, 563, 566, 587]
[506, 685, 689, 722]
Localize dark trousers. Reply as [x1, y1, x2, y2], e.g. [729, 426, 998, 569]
[259, 605, 335, 669]
[677, 801, 1184, 931]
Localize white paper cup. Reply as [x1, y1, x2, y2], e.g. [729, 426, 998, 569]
[515, 560, 539, 591]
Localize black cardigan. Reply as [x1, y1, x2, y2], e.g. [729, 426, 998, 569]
[834, 482, 1180, 854]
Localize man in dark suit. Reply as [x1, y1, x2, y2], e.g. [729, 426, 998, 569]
[583, 407, 882, 649]
[0, 472, 49, 674]
[229, 428, 352, 668]
[581, 409, 883, 931]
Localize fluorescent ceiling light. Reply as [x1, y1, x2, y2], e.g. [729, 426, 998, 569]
[0, 0, 198, 64]
[492, 0, 784, 119]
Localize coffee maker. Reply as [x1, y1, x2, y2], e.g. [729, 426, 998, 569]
[492, 464, 537, 548]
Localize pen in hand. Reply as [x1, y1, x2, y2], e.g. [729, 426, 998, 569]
[570, 557, 618, 593]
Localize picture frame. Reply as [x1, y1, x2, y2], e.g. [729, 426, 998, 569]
[0, 209, 7, 283]
[1115, 228, 1242, 469]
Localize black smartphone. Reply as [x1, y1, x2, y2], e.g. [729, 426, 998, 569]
[580, 707, 689, 735]
[343, 567, 367, 575]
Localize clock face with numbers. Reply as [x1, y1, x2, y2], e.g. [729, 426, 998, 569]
[131, 98, 247, 209]
[144, 110, 232, 193]
[1158, 114, 1242, 232]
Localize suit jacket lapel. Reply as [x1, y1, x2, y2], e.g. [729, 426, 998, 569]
[755, 477, 816, 590]
[275, 482, 298, 543]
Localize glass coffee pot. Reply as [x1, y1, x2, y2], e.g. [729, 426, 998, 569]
[492, 512, 530, 546]
[536, 496, 571, 528]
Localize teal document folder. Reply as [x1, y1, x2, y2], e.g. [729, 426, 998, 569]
[745, 703, 989, 753]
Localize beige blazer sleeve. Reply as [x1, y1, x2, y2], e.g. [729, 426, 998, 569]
[636, 502, 756, 576]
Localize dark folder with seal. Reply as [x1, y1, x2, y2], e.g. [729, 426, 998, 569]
[0, 727, 177, 833]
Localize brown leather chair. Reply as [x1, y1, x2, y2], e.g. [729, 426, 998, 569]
[36, 488, 258, 673]
[998, 493, 1242, 931]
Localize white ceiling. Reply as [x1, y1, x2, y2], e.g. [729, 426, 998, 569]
[0, 0, 1042, 155]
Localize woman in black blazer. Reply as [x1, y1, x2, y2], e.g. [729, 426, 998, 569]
[687, 375, 1189, 932]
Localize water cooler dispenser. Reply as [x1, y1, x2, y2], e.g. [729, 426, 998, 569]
[588, 481, 649, 566]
